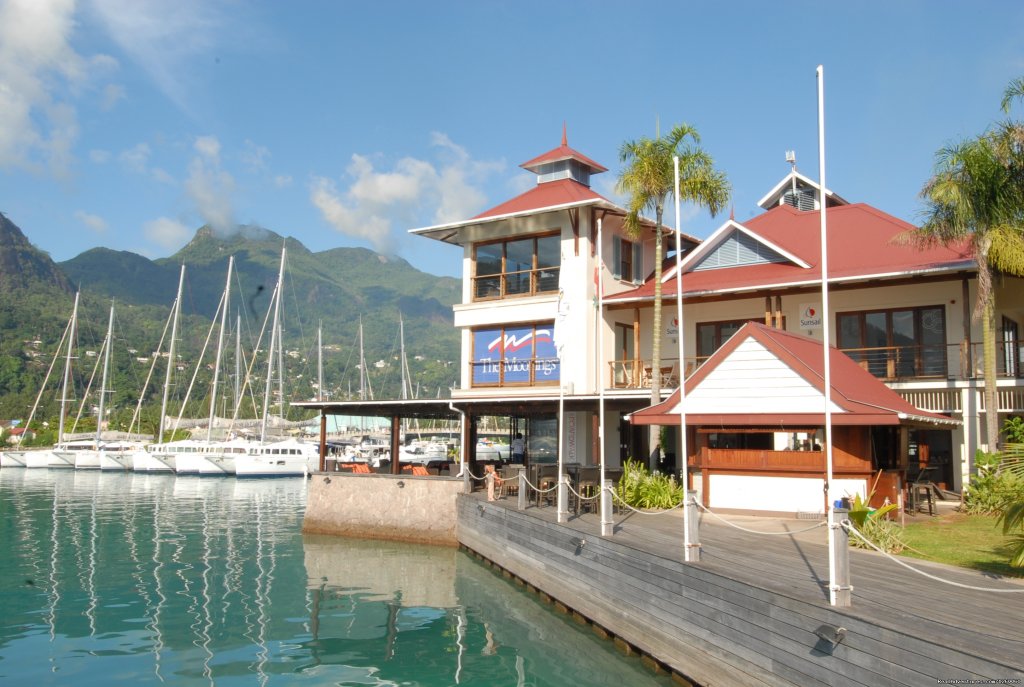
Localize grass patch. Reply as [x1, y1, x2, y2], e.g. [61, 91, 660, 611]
[900, 510, 1024, 578]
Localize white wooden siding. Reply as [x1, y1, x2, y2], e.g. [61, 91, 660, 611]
[674, 338, 845, 414]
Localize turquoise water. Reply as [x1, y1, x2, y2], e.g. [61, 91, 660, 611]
[0, 470, 676, 686]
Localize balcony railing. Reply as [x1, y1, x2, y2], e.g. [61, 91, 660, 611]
[839, 339, 1022, 381]
[608, 357, 708, 390]
[472, 267, 560, 300]
[607, 338, 1022, 391]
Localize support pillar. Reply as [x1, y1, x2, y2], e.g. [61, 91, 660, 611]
[684, 489, 701, 562]
[318, 411, 327, 472]
[830, 507, 852, 607]
[600, 479, 613, 536]
[518, 472, 527, 510]
[557, 474, 569, 523]
[390, 415, 401, 475]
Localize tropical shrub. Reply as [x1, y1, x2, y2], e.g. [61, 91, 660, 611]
[615, 459, 684, 509]
[846, 492, 906, 554]
[963, 450, 1024, 515]
[999, 443, 1024, 567]
[1003, 416, 1024, 444]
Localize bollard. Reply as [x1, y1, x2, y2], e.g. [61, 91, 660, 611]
[462, 467, 471, 494]
[557, 474, 569, 522]
[684, 489, 701, 562]
[831, 507, 853, 607]
[600, 479, 614, 537]
[518, 472, 527, 510]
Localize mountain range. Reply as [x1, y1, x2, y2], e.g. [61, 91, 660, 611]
[0, 212, 461, 425]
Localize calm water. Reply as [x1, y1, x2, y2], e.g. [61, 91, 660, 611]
[0, 470, 676, 686]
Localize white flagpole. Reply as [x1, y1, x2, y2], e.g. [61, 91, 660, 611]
[556, 265, 568, 522]
[674, 156, 694, 561]
[817, 64, 838, 606]
[598, 217, 611, 536]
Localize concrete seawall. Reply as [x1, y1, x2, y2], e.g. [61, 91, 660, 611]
[303, 472, 466, 546]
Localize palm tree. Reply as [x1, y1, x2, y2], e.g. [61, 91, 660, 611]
[916, 79, 1024, 453]
[617, 124, 729, 467]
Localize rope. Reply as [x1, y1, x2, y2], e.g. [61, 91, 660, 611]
[842, 520, 1024, 593]
[566, 483, 600, 501]
[608, 488, 687, 515]
[520, 476, 558, 494]
[696, 502, 828, 535]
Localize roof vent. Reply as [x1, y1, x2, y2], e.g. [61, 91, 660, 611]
[782, 187, 817, 211]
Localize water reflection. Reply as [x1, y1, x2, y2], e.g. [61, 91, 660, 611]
[0, 470, 674, 686]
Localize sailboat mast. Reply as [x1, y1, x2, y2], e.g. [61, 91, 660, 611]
[359, 316, 366, 401]
[260, 245, 286, 442]
[207, 256, 233, 442]
[234, 314, 241, 414]
[399, 313, 408, 400]
[159, 265, 186, 444]
[317, 321, 324, 402]
[57, 291, 80, 445]
[96, 302, 115, 444]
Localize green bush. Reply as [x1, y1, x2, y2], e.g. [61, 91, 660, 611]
[963, 450, 1024, 515]
[846, 492, 906, 554]
[615, 459, 684, 509]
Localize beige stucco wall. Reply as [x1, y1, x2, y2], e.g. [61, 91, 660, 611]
[303, 473, 467, 546]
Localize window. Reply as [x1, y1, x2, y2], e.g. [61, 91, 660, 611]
[696, 319, 755, 358]
[471, 323, 559, 387]
[612, 237, 644, 284]
[837, 306, 946, 378]
[473, 233, 560, 300]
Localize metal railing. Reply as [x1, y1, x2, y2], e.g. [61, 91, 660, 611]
[607, 357, 708, 389]
[839, 339, 1023, 381]
[472, 267, 560, 300]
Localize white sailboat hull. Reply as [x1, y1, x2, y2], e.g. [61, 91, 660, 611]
[24, 450, 75, 469]
[174, 453, 234, 475]
[99, 451, 132, 470]
[234, 454, 310, 477]
[72, 451, 102, 470]
[130, 449, 173, 472]
[0, 451, 27, 467]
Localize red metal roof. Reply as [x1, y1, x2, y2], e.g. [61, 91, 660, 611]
[608, 203, 974, 301]
[519, 143, 608, 174]
[630, 322, 956, 428]
[472, 178, 609, 220]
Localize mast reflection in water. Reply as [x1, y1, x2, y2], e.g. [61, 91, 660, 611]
[0, 471, 675, 686]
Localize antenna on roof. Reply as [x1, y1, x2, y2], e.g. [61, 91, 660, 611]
[785, 150, 798, 204]
[562, 121, 567, 147]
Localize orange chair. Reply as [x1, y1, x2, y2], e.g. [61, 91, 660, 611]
[352, 463, 371, 474]
[410, 465, 429, 476]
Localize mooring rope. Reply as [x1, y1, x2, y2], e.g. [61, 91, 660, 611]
[695, 501, 828, 535]
[520, 476, 558, 494]
[842, 520, 1024, 593]
[569, 481, 598, 501]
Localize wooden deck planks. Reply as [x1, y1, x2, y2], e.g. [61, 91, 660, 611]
[461, 495, 1024, 686]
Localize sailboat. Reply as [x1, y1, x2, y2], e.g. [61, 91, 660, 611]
[233, 245, 317, 477]
[68, 303, 120, 469]
[130, 266, 185, 472]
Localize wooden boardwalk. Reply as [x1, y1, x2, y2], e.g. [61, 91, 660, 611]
[458, 493, 1024, 687]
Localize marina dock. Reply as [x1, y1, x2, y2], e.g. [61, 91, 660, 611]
[456, 490, 1024, 687]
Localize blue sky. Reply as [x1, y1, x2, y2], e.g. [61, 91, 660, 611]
[3, 1, 1023, 279]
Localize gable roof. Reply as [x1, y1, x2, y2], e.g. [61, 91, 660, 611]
[628, 322, 957, 428]
[473, 178, 608, 220]
[610, 203, 974, 301]
[520, 142, 608, 175]
[757, 170, 848, 209]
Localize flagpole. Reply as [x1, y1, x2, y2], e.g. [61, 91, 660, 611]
[817, 64, 839, 606]
[673, 155, 696, 562]
[598, 217, 612, 536]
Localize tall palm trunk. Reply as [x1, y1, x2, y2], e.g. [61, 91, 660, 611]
[977, 253, 1001, 452]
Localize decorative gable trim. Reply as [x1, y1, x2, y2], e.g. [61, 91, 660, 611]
[663, 219, 810, 282]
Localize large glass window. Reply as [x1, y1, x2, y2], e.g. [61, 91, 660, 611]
[837, 306, 946, 378]
[472, 233, 560, 300]
[696, 319, 753, 358]
[471, 323, 559, 387]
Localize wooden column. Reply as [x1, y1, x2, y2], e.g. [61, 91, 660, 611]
[319, 410, 327, 472]
[775, 295, 783, 329]
[764, 296, 772, 326]
[390, 414, 402, 474]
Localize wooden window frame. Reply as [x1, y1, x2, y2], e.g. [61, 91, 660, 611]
[471, 231, 560, 301]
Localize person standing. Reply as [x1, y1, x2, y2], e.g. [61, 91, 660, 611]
[511, 433, 525, 464]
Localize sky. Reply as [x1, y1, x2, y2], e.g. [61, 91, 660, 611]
[2, 1, 1024, 279]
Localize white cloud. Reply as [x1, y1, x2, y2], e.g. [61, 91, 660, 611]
[194, 134, 220, 161]
[0, 0, 105, 175]
[99, 82, 125, 110]
[310, 134, 503, 252]
[75, 210, 108, 233]
[184, 136, 235, 233]
[144, 216, 192, 249]
[151, 167, 175, 185]
[89, 0, 238, 117]
[119, 142, 151, 172]
[273, 174, 293, 188]
[240, 139, 269, 172]
[90, 149, 111, 164]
